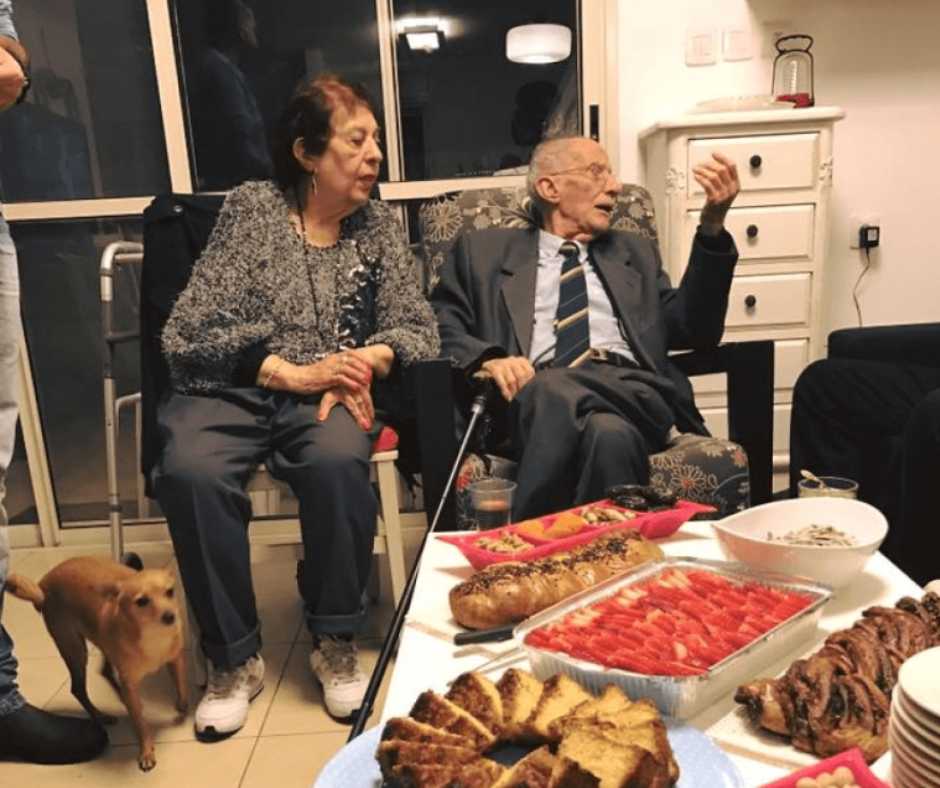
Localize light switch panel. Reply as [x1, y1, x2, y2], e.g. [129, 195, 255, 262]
[723, 27, 753, 61]
[685, 28, 717, 66]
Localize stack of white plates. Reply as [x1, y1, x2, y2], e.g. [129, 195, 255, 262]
[891, 646, 940, 787]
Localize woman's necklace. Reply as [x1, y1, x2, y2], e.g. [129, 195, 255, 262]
[294, 187, 342, 348]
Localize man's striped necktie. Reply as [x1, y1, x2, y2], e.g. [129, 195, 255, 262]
[552, 241, 591, 367]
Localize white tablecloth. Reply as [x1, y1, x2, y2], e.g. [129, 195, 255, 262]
[380, 522, 918, 785]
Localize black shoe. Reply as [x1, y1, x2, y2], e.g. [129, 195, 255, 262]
[0, 703, 108, 764]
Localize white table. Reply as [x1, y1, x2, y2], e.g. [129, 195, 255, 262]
[381, 522, 918, 785]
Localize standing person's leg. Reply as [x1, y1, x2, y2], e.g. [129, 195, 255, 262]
[789, 359, 935, 498]
[0, 220, 23, 722]
[153, 389, 271, 740]
[895, 387, 940, 585]
[0, 221, 106, 764]
[269, 396, 376, 719]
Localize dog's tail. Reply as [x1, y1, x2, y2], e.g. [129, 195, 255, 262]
[4, 573, 45, 611]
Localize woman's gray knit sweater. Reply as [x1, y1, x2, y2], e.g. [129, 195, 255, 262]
[162, 180, 440, 394]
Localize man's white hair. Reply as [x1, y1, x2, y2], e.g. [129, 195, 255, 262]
[525, 135, 586, 222]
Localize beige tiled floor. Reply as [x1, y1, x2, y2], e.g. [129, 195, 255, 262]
[0, 541, 396, 786]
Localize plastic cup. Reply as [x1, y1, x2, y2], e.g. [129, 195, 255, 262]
[467, 479, 517, 530]
[797, 475, 859, 499]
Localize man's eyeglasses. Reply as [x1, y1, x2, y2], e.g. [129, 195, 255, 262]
[546, 162, 614, 183]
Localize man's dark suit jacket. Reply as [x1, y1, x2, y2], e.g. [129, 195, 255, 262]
[431, 225, 738, 435]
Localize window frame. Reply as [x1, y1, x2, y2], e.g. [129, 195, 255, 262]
[6, 0, 617, 541]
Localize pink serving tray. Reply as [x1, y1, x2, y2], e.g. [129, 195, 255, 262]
[438, 498, 713, 570]
[760, 747, 889, 788]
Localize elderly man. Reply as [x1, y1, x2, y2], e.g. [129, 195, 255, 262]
[432, 136, 740, 519]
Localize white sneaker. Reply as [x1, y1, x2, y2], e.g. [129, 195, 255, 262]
[310, 636, 368, 719]
[195, 655, 265, 741]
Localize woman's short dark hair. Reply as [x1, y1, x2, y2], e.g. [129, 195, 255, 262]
[271, 73, 377, 192]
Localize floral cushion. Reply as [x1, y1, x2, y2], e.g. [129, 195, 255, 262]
[454, 435, 749, 529]
[418, 183, 659, 292]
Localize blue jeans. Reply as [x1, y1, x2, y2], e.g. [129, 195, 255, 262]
[0, 215, 24, 717]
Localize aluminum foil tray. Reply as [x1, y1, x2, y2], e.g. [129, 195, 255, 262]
[514, 556, 832, 720]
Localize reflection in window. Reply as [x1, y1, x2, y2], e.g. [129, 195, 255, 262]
[174, 0, 385, 192]
[0, 0, 170, 202]
[13, 219, 143, 525]
[4, 424, 36, 526]
[394, 1, 580, 181]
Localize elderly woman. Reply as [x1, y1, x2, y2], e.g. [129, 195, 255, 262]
[155, 74, 439, 738]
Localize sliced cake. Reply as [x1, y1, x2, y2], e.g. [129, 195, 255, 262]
[548, 696, 660, 742]
[446, 672, 505, 736]
[525, 673, 593, 740]
[381, 716, 472, 749]
[555, 728, 667, 788]
[409, 691, 496, 751]
[491, 745, 558, 788]
[496, 668, 544, 741]
[376, 739, 480, 778]
[388, 759, 506, 788]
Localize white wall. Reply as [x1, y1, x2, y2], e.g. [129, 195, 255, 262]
[617, 0, 940, 336]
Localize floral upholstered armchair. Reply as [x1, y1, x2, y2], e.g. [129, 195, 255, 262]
[414, 183, 774, 527]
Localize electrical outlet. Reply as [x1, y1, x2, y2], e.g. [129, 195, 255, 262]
[761, 19, 793, 59]
[849, 214, 881, 249]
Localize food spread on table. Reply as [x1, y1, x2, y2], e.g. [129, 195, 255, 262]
[472, 533, 531, 554]
[769, 524, 858, 547]
[735, 591, 940, 763]
[449, 531, 664, 630]
[377, 670, 680, 787]
[606, 483, 679, 511]
[523, 567, 815, 676]
[428, 494, 940, 781]
[793, 767, 861, 787]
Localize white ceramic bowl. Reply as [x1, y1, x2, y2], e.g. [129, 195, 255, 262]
[711, 497, 888, 589]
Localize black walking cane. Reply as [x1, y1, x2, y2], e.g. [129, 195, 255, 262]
[348, 381, 493, 741]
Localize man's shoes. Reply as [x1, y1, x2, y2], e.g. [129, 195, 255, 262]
[0, 703, 108, 764]
[194, 654, 265, 741]
[310, 635, 368, 720]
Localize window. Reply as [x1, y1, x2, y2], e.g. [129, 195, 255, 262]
[2, 0, 611, 534]
[0, 0, 170, 202]
[13, 219, 143, 524]
[4, 427, 36, 526]
[173, 0, 385, 192]
[392, 0, 580, 181]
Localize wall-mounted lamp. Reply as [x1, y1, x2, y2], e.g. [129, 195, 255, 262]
[506, 23, 571, 64]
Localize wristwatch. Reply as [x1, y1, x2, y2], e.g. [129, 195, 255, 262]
[15, 68, 29, 104]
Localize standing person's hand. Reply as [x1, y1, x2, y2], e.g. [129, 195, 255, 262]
[480, 356, 536, 401]
[0, 47, 25, 110]
[317, 386, 374, 430]
[693, 152, 740, 236]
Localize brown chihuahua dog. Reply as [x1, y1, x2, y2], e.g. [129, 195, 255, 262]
[5, 556, 187, 771]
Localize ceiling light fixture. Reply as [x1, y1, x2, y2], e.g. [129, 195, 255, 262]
[506, 23, 571, 64]
[404, 24, 443, 53]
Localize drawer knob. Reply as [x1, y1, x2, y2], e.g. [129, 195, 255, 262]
[744, 294, 757, 309]
[746, 224, 759, 239]
[749, 154, 763, 169]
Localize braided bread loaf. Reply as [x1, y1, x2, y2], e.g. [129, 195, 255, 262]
[449, 531, 664, 630]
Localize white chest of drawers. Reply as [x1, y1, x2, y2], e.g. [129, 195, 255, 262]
[639, 107, 844, 470]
